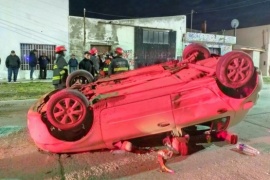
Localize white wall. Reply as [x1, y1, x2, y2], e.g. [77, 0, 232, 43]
[0, 0, 69, 80]
[226, 25, 270, 76]
[113, 26, 134, 69]
[69, 17, 135, 65]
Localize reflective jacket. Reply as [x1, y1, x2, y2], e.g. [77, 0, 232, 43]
[108, 56, 129, 75]
[52, 54, 68, 85]
[102, 59, 111, 75]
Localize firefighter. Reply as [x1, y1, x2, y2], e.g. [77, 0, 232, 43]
[52, 45, 68, 89]
[108, 47, 129, 75]
[100, 52, 112, 77]
[89, 47, 99, 74]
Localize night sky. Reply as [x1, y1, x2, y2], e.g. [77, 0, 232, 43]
[69, 0, 270, 32]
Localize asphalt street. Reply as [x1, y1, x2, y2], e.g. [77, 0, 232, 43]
[0, 85, 269, 179]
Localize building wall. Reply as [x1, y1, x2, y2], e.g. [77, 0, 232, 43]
[226, 25, 270, 76]
[183, 32, 236, 56]
[69, 15, 186, 69]
[0, 0, 69, 80]
[69, 16, 134, 67]
[116, 15, 186, 59]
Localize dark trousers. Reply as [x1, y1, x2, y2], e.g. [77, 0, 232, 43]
[39, 67, 47, 79]
[8, 67, 19, 82]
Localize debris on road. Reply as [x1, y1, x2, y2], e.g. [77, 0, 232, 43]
[111, 141, 133, 154]
[235, 143, 260, 156]
[157, 135, 190, 173]
[157, 149, 174, 173]
[110, 149, 127, 154]
[111, 138, 177, 173]
[112, 141, 133, 152]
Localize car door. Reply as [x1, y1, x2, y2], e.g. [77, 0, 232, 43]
[171, 87, 235, 127]
[100, 95, 175, 144]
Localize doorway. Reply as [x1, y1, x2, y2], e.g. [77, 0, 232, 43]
[90, 45, 111, 55]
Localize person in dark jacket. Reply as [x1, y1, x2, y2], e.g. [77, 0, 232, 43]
[89, 47, 99, 74]
[38, 53, 50, 79]
[68, 54, 78, 73]
[29, 49, 38, 80]
[108, 47, 129, 75]
[5, 50, 21, 82]
[79, 51, 95, 77]
[52, 46, 68, 89]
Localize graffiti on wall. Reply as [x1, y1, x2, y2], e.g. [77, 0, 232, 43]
[184, 32, 236, 44]
[183, 32, 236, 55]
[123, 50, 134, 66]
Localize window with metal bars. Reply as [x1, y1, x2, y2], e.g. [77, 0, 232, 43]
[20, 43, 56, 70]
[143, 29, 169, 44]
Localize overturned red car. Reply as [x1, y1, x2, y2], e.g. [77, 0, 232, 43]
[27, 43, 262, 154]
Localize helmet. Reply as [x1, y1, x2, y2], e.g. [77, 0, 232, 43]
[115, 47, 123, 55]
[55, 45, 67, 53]
[89, 47, 98, 55]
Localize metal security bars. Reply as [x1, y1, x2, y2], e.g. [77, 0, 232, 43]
[20, 43, 56, 70]
[143, 29, 169, 44]
[135, 27, 176, 68]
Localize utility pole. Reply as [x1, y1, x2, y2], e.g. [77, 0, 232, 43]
[83, 8, 86, 49]
[191, 9, 195, 32]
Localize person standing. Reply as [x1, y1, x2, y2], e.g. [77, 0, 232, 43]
[5, 50, 21, 82]
[79, 51, 95, 76]
[68, 54, 78, 73]
[29, 49, 38, 80]
[52, 45, 68, 89]
[100, 52, 112, 77]
[108, 47, 129, 75]
[89, 47, 99, 75]
[38, 52, 50, 79]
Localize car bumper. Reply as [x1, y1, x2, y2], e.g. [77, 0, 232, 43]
[228, 72, 263, 128]
[27, 97, 106, 153]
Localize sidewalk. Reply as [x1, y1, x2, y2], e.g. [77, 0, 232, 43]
[0, 79, 52, 83]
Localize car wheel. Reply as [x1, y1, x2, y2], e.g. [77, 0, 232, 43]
[66, 70, 94, 88]
[46, 89, 90, 131]
[182, 43, 211, 61]
[216, 51, 254, 89]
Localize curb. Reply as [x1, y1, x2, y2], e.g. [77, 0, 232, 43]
[0, 99, 37, 104]
[0, 80, 51, 83]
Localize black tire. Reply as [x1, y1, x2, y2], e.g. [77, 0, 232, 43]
[46, 89, 91, 130]
[66, 70, 94, 88]
[182, 43, 211, 61]
[216, 51, 254, 89]
[41, 111, 93, 142]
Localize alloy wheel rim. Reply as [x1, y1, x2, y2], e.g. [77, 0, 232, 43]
[226, 57, 251, 82]
[53, 98, 84, 125]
